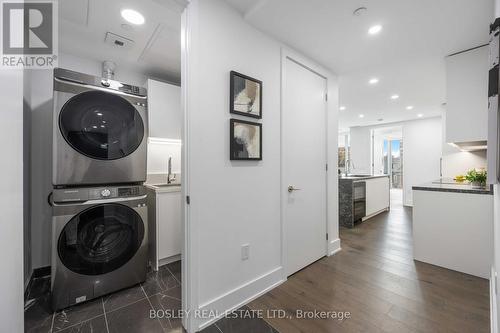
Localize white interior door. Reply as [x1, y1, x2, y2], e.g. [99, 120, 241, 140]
[284, 58, 327, 276]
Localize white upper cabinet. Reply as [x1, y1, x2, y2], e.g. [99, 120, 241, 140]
[445, 46, 489, 143]
[147, 79, 181, 139]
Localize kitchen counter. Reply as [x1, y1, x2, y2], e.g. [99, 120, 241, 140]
[339, 174, 390, 181]
[413, 179, 492, 195]
[145, 173, 181, 193]
[339, 174, 390, 228]
[144, 183, 181, 193]
[412, 180, 493, 278]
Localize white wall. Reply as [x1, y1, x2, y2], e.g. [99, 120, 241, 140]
[402, 117, 442, 205]
[182, 0, 338, 331]
[349, 126, 372, 174]
[348, 117, 442, 206]
[0, 70, 24, 332]
[147, 140, 182, 175]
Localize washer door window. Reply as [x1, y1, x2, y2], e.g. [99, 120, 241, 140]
[58, 204, 145, 276]
[59, 90, 145, 160]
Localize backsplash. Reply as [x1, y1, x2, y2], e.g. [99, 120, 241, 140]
[147, 138, 182, 174]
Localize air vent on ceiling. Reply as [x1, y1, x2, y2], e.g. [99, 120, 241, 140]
[104, 32, 134, 49]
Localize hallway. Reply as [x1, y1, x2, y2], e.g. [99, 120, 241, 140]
[248, 199, 490, 332]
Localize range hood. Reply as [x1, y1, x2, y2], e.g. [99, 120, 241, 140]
[449, 141, 488, 152]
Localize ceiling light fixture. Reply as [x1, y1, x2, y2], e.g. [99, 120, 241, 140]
[369, 78, 379, 85]
[340, 106, 346, 111]
[406, 106, 414, 110]
[417, 113, 423, 118]
[121, 9, 145, 25]
[368, 25, 382, 35]
[390, 94, 399, 100]
[359, 114, 365, 118]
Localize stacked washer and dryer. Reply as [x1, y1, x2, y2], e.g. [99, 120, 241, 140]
[51, 68, 149, 310]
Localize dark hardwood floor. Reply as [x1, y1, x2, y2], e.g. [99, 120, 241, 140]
[249, 190, 491, 333]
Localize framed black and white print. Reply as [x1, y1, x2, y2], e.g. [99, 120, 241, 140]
[230, 119, 262, 160]
[230, 71, 262, 119]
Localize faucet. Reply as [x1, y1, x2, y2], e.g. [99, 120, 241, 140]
[167, 156, 176, 184]
[345, 159, 355, 176]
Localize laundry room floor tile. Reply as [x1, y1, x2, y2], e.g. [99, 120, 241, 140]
[24, 292, 54, 333]
[159, 267, 181, 290]
[102, 283, 146, 313]
[106, 298, 163, 333]
[165, 261, 181, 283]
[57, 315, 107, 333]
[52, 298, 104, 332]
[141, 270, 165, 297]
[24, 261, 279, 333]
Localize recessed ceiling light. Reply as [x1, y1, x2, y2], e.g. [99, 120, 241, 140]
[359, 114, 365, 118]
[406, 106, 414, 110]
[340, 106, 346, 111]
[390, 94, 399, 100]
[417, 113, 423, 118]
[368, 25, 382, 35]
[121, 9, 145, 25]
[369, 78, 379, 85]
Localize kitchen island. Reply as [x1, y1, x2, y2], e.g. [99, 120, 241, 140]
[412, 180, 493, 278]
[339, 174, 390, 228]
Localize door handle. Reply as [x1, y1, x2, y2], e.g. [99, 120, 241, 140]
[288, 185, 301, 193]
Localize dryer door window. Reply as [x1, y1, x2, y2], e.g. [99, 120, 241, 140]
[59, 90, 145, 160]
[58, 203, 145, 276]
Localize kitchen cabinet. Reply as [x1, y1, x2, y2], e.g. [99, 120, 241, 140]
[147, 79, 181, 139]
[146, 185, 182, 270]
[365, 177, 390, 217]
[413, 187, 493, 278]
[445, 46, 489, 143]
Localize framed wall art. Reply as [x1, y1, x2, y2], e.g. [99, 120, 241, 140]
[230, 119, 262, 160]
[230, 71, 262, 119]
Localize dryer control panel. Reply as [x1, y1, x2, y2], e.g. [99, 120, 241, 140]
[53, 185, 145, 203]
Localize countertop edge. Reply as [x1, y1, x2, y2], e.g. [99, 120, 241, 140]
[412, 185, 493, 195]
[144, 183, 182, 193]
[339, 175, 390, 181]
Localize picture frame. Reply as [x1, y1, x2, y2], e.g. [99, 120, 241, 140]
[230, 119, 262, 161]
[230, 71, 263, 119]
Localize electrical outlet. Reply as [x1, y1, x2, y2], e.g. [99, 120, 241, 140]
[241, 244, 250, 261]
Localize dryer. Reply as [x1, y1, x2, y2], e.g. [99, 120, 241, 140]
[52, 68, 148, 186]
[51, 185, 148, 310]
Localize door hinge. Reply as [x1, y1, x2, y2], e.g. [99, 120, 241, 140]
[186, 195, 190, 205]
[325, 93, 328, 101]
[326, 233, 329, 240]
[326, 164, 328, 171]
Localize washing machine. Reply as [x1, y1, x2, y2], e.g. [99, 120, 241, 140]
[52, 68, 148, 187]
[51, 185, 148, 311]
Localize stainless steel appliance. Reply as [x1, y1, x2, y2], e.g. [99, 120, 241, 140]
[353, 181, 366, 222]
[488, 19, 500, 184]
[52, 68, 148, 187]
[51, 185, 148, 310]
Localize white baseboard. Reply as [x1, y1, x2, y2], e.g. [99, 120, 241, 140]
[196, 266, 284, 331]
[362, 207, 389, 221]
[328, 238, 341, 256]
[159, 254, 181, 267]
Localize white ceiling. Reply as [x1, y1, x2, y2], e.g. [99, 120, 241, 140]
[59, 0, 184, 83]
[225, 0, 493, 129]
